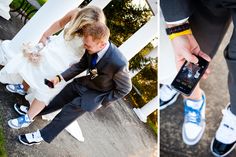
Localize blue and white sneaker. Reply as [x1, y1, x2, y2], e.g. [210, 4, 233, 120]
[182, 92, 206, 145]
[6, 84, 26, 95]
[8, 114, 33, 129]
[211, 104, 236, 157]
[19, 130, 43, 146]
[160, 84, 180, 110]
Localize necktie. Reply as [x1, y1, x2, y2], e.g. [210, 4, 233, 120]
[91, 53, 98, 69]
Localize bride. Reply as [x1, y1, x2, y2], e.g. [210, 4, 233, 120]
[0, 5, 106, 128]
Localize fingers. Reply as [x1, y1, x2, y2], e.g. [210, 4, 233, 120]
[182, 48, 211, 65]
[202, 67, 211, 79]
[38, 36, 47, 46]
[51, 77, 58, 86]
[177, 48, 198, 64]
[198, 50, 211, 62]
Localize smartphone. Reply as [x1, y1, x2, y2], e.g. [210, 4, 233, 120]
[44, 79, 54, 88]
[171, 55, 209, 96]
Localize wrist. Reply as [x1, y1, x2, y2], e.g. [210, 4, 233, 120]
[43, 32, 50, 39]
[169, 29, 192, 40]
[56, 75, 62, 82]
[166, 22, 192, 40]
[166, 22, 190, 34]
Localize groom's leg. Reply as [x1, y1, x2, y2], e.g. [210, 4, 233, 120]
[40, 100, 86, 143]
[38, 81, 81, 116]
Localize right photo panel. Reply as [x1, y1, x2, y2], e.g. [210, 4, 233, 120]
[159, 1, 236, 156]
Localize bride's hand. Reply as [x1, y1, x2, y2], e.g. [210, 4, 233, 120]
[39, 33, 50, 45]
[39, 36, 47, 45]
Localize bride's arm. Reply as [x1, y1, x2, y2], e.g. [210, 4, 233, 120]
[39, 8, 79, 44]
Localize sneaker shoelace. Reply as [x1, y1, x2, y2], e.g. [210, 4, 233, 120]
[15, 84, 24, 91]
[184, 105, 201, 125]
[17, 115, 30, 125]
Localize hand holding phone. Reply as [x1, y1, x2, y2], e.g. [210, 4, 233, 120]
[44, 79, 54, 88]
[171, 55, 209, 96]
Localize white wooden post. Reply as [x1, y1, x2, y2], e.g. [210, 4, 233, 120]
[0, 0, 84, 65]
[0, 0, 13, 20]
[133, 96, 158, 123]
[88, 0, 111, 8]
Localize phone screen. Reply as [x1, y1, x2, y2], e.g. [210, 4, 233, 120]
[171, 55, 209, 96]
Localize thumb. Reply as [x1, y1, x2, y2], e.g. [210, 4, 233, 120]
[198, 50, 211, 62]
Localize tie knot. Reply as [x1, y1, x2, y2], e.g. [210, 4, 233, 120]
[92, 53, 98, 60]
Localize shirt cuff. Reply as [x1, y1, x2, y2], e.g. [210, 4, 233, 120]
[59, 74, 64, 81]
[165, 17, 189, 25]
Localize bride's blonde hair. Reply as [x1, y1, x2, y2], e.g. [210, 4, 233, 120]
[64, 6, 106, 40]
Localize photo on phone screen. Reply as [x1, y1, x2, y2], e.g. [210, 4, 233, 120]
[44, 79, 54, 88]
[171, 55, 209, 96]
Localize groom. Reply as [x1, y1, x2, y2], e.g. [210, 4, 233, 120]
[18, 22, 132, 145]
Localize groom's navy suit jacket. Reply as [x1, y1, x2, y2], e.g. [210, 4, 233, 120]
[61, 42, 132, 112]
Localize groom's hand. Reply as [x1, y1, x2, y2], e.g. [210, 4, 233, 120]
[51, 76, 60, 86]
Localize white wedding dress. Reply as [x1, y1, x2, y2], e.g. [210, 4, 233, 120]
[0, 31, 85, 141]
[0, 31, 85, 105]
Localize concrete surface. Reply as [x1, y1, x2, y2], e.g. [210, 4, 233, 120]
[0, 13, 157, 157]
[160, 23, 235, 156]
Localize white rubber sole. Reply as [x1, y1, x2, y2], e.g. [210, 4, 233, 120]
[18, 136, 41, 146]
[210, 138, 236, 157]
[182, 122, 206, 145]
[8, 119, 30, 129]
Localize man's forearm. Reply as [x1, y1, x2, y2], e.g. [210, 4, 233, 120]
[61, 53, 88, 81]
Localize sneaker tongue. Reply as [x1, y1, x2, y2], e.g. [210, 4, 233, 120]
[160, 85, 177, 101]
[225, 107, 236, 120]
[25, 114, 31, 121]
[20, 106, 28, 113]
[186, 99, 203, 110]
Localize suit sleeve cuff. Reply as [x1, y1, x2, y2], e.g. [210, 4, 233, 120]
[59, 74, 65, 81]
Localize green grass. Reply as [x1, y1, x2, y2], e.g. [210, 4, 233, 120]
[147, 118, 157, 135]
[0, 115, 7, 157]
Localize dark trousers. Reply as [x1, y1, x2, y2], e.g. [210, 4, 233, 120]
[38, 82, 87, 143]
[188, 2, 236, 114]
[226, 9, 236, 114]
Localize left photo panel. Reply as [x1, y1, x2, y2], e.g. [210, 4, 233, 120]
[0, 0, 158, 157]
